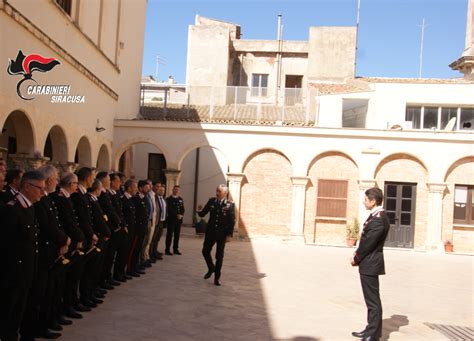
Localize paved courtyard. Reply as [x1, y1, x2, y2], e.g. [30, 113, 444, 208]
[62, 231, 473, 340]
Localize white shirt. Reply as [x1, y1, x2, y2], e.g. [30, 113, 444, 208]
[17, 192, 32, 208]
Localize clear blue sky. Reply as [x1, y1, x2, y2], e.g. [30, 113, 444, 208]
[142, 0, 469, 83]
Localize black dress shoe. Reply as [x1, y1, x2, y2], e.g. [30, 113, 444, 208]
[38, 330, 61, 339]
[143, 262, 152, 268]
[155, 254, 163, 260]
[128, 271, 141, 277]
[114, 276, 127, 283]
[72, 303, 90, 313]
[135, 269, 146, 275]
[57, 316, 72, 325]
[214, 279, 221, 286]
[81, 299, 97, 308]
[124, 274, 133, 280]
[174, 250, 182, 255]
[165, 251, 173, 255]
[100, 282, 114, 290]
[90, 297, 104, 304]
[352, 330, 366, 338]
[204, 270, 214, 279]
[49, 322, 63, 331]
[96, 288, 108, 295]
[109, 279, 121, 286]
[149, 258, 157, 263]
[94, 291, 106, 298]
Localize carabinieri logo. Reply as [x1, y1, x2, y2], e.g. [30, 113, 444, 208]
[7, 50, 85, 103]
[7, 50, 60, 100]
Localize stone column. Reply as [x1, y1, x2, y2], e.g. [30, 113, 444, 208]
[164, 169, 181, 196]
[226, 173, 245, 233]
[426, 183, 447, 252]
[358, 179, 377, 225]
[290, 177, 310, 239]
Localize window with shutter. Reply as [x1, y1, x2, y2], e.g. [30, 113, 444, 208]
[316, 179, 348, 218]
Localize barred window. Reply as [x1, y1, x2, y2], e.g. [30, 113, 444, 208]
[316, 179, 348, 218]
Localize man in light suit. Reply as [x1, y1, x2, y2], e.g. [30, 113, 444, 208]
[351, 187, 390, 341]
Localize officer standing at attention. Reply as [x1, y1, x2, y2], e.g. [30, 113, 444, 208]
[0, 170, 45, 341]
[165, 185, 185, 255]
[198, 184, 235, 286]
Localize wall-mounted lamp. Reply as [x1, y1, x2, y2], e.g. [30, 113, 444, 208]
[96, 119, 106, 132]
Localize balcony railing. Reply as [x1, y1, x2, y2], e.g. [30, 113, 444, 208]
[140, 86, 315, 125]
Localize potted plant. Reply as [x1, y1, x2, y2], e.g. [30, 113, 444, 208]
[346, 218, 360, 247]
[444, 240, 454, 253]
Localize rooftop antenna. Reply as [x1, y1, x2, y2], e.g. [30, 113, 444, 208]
[155, 55, 166, 81]
[354, 0, 361, 77]
[418, 18, 428, 78]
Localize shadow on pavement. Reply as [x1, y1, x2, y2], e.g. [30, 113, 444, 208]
[381, 314, 409, 340]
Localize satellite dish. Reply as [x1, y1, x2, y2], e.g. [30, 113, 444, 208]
[444, 117, 456, 131]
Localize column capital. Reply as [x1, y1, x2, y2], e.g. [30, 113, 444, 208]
[226, 173, 245, 183]
[291, 176, 310, 186]
[163, 168, 181, 177]
[427, 183, 447, 194]
[358, 179, 377, 190]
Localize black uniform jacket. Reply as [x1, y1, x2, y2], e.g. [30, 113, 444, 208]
[198, 198, 235, 237]
[87, 194, 111, 239]
[133, 193, 149, 235]
[34, 194, 68, 268]
[1, 198, 38, 289]
[70, 189, 94, 244]
[51, 189, 85, 244]
[354, 210, 390, 276]
[99, 190, 122, 232]
[121, 194, 136, 235]
[167, 196, 185, 222]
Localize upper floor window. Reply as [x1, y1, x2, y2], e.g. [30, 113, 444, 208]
[454, 185, 474, 225]
[56, 0, 72, 16]
[251, 74, 268, 97]
[405, 105, 474, 131]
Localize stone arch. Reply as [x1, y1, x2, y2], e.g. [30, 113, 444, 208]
[444, 156, 474, 182]
[242, 148, 292, 173]
[96, 144, 111, 171]
[113, 138, 171, 171]
[374, 153, 429, 249]
[240, 149, 293, 237]
[0, 109, 35, 155]
[179, 145, 230, 225]
[75, 136, 92, 168]
[44, 125, 68, 163]
[374, 153, 428, 179]
[307, 151, 358, 175]
[442, 156, 474, 253]
[305, 151, 359, 244]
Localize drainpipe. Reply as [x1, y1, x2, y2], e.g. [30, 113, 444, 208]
[276, 14, 282, 105]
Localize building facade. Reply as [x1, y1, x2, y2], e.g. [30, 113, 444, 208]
[118, 8, 474, 254]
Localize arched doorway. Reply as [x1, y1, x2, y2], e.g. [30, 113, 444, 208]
[96, 144, 111, 171]
[0, 110, 35, 167]
[44, 125, 68, 163]
[179, 146, 229, 226]
[374, 153, 428, 249]
[117, 142, 167, 183]
[74, 136, 92, 168]
[240, 149, 292, 237]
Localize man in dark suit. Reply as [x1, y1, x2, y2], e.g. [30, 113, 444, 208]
[198, 184, 235, 286]
[0, 170, 45, 341]
[0, 168, 24, 204]
[351, 187, 390, 341]
[165, 185, 185, 255]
